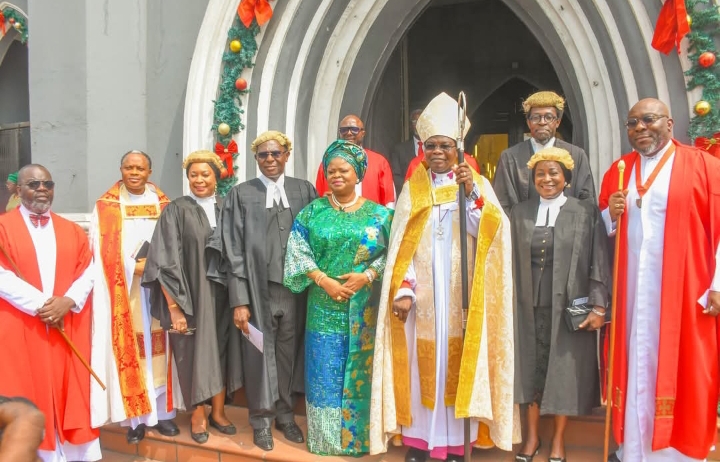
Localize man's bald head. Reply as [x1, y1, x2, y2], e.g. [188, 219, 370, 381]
[338, 114, 366, 145]
[626, 98, 674, 157]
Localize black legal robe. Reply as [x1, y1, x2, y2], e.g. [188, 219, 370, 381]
[142, 196, 237, 409]
[206, 177, 317, 413]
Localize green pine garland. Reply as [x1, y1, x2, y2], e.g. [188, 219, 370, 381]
[212, 18, 260, 197]
[685, 0, 720, 141]
[1, 7, 28, 44]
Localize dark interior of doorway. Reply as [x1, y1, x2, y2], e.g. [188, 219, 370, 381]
[366, 0, 573, 177]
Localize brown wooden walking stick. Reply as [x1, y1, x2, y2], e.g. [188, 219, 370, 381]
[603, 160, 625, 461]
[0, 242, 106, 390]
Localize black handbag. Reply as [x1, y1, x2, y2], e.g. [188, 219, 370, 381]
[564, 302, 593, 332]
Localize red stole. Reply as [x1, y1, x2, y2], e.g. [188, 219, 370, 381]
[315, 149, 396, 206]
[599, 141, 720, 458]
[0, 209, 97, 450]
[95, 182, 170, 418]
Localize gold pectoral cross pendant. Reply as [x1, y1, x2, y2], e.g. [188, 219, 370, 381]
[636, 198, 642, 209]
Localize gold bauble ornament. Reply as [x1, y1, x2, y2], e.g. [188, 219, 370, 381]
[694, 100, 711, 116]
[218, 123, 231, 136]
[230, 40, 242, 53]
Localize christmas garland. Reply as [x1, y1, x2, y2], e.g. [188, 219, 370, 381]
[686, 0, 720, 153]
[211, 0, 273, 197]
[212, 19, 259, 197]
[0, 7, 28, 44]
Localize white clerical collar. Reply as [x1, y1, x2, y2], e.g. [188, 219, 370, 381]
[536, 192, 567, 227]
[531, 137, 556, 153]
[259, 173, 290, 209]
[430, 170, 455, 186]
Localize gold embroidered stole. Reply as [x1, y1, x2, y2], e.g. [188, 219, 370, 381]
[455, 174, 503, 416]
[96, 181, 170, 418]
[389, 167, 433, 426]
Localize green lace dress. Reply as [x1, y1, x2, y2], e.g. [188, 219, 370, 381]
[284, 198, 392, 455]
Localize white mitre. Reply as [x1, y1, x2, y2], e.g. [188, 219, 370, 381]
[416, 92, 471, 142]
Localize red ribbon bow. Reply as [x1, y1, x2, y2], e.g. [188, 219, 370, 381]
[651, 0, 689, 55]
[474, 196, 485, 210]
[237, 0, 273, 28]
[695, 133, 720, 159]
[0, 12, 6, 35]
[215, 140, 238, 178]
[29, 214, 49, 228]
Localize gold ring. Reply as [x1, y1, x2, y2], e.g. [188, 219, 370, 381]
[393, 311, 399, 316]
[615, 204, 622, 208]
[48, 316, 53, 322]
[337, 296, 342, 302]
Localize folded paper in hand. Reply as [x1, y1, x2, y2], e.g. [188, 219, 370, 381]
[243, 323, 264, 353]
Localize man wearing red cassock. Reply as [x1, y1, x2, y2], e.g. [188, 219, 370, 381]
[0, 164, 100, 462]
[315, 114, 396, 208]
[600, 99, 720, 461]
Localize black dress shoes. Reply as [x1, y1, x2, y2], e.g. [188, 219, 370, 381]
[253, 427, 274, 451]
[208, 414, 237, 435]
[275, 421, 304, 443]
[153, 419, 180, 437]
[126, 424, 145, 444]
[405, 447, 428, 462]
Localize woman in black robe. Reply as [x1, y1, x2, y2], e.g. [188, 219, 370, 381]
[142, 151, 237, 444]
[511, 147, 610, 462]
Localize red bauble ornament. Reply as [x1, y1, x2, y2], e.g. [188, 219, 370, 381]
[699, 52, 716, 68]
[234, 78, 248, 91]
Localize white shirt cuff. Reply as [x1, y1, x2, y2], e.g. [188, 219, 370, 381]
[64, 264, 94, 313]
[394, 287, 416, 304]
[601, 208, 617, 237]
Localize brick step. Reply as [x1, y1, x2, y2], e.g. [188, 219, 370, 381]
[100, 449, 163, 461]
[99, 405, 720, 461]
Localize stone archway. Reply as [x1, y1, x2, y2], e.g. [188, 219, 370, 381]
[185, 0, 692, 187]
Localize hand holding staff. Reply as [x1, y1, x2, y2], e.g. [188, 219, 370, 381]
[603, 160, 626, 461]
[0, 242, 106, 391]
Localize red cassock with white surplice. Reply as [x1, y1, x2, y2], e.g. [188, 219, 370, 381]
[599, 141, 720, 459]
[0, 208, 98, 452]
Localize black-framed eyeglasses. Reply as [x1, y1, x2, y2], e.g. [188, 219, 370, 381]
[256, 151, 287, 160]
[527, 114, 558, 124]
[339, 126, 363, 135]
[23, 180, 55, 190]
[625, 114, 668, 129]
[424, 142, 456, 152]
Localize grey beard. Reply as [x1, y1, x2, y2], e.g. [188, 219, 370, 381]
[25, 200, 51, 214]
[637, 139, 661, 157]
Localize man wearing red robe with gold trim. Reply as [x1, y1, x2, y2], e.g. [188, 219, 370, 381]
[315, 114, 396, 208]
[600, 98, 720, 461]
[90, 151, 178, 443]
[0, 164, 99, 462]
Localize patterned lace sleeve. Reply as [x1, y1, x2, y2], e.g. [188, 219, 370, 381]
[368, 206, 394, 281]
[283, 204, 319, 293]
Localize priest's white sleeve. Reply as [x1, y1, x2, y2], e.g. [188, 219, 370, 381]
[0, 266, 46, 316]
[601, 208, 617, 237]
[65, 263, 95, 313]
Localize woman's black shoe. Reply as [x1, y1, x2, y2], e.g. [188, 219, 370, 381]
[208, 414, 236, 435]
[190, 428, 209, 444]
[126, 425, 145, 444]
[515, 440, 541, 462]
